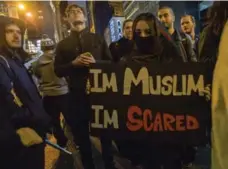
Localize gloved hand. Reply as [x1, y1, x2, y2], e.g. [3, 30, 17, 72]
[16, 127, 43, 147]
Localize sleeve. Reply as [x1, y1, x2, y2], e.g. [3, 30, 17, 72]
[54, 42, 74, 77]
[185, 34, 198, 62]
[31, 61, 40, 78]
[0, 64, 23, 149]
[101, 37, 112, 61]
[109, 42, 121, 62]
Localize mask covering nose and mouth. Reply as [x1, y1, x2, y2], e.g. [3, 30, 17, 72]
[134, 35, 159, 54]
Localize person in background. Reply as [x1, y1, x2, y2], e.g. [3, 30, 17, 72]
[54, 4, 116, 169]
[199, 1, 228, 63]
[0, 16, 50, 169]
[32, 34, 68, 148]
[109, 19, 134, 62]
[180, 14, 199, 53]
[158, 6, 197, 62]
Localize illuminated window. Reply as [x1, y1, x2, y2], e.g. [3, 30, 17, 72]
[36, 40, 41, 50]
[117, 20, 121, 26]
[27, 41, 39, 54]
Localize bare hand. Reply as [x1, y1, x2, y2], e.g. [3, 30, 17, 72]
[199, 84, 211, 101]
[81, 53, 96, 64]
[16, 127, 43, 147]
[71, 53, 96, 67]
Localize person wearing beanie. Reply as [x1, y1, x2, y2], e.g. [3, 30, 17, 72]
[0, 16, 50, 169]
[33, 34, 68, 148]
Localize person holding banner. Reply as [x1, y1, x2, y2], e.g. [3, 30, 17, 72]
[0, 16, 50, 169]
[54, 4, 116, 169]
[119, 13, 184, 169]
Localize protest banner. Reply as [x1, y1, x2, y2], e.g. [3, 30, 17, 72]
[89, 62, 213, 145]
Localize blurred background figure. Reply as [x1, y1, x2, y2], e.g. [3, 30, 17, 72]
[32, 34, 68, 148]
[109, 19, 134, 62]
[180, 14, 199, 53]
[199, 1, 228, 63]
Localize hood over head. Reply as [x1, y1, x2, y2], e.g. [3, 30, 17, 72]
[0, 16, 28, 61]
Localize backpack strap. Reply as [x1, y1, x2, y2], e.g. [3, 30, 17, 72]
[0, 55, 23, 107]
[0, 55, 16, 83]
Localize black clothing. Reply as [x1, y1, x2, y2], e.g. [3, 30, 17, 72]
[109, 37, 134, 62]
[122, 35, 183, 64]
[0, 51, 50, 168]
[54, 29, 114, 169]
[43, 94, 68, 147]
[171, 30, 197, 62]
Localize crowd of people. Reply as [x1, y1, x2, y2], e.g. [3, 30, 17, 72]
[0, 1, 228, 169]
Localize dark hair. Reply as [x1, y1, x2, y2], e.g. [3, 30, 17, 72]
[65, 4, 86, 17]
[181, 14, 196, 24]
[158, 6, 175, 17]
[132, 13, 161, 39]
[0, 16, 29, 62]
[207, 1, 228, 35]
[122, 19, 133, 29]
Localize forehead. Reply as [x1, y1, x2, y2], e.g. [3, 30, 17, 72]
[181, 16, 192, 23]
[69, 6, 83, 11]
[5, 24, 20, 31]
[158, 8, 171, 16]
[136, 20, 150, 29]
[124, 21, 133, 28]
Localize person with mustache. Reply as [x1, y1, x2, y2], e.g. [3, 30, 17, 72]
[54, 4, 116, 169]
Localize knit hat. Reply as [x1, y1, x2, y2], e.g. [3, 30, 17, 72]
[41, 34, 55, 51]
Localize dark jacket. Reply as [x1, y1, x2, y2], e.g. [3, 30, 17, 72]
[54, 28, 112, 121]
[54, 29, 112, 91]
[172, 30, 197, 62]
[0, 49, 50, 165]
[0, 16, 50, 166]
[109, 37, 134, 62]
[199, 24, 221, 63]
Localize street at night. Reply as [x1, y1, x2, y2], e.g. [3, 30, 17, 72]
[1, 1, 227, 169]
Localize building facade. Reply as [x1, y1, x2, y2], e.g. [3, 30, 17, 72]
[123, 1, 159, 19]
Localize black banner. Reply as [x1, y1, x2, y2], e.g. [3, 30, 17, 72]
[89, 62, 212, 145]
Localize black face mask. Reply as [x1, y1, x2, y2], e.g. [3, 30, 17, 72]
[135, 35, 159, 54]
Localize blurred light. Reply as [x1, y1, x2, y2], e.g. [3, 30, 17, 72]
[18, 4, 25, 10]
[38, 16, 44, 19]
[26, 12, 32, 17]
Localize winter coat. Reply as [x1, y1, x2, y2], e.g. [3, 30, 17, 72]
[33, 52, 68, 97]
